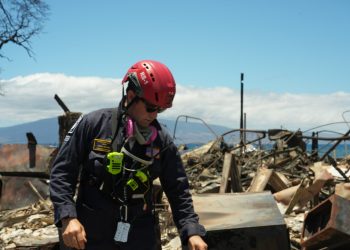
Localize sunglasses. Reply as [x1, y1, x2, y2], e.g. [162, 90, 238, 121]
[140, 98, 166, 113]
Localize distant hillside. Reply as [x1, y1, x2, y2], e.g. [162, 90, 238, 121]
[0, 117, 59, 144]
[0, 116, 231, 145]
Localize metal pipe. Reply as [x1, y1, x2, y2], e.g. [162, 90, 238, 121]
[240, 73, 244, 144]
[341, 110, 350, 129]
[0, 171, 49, 179]
[320, 129, 350, 161]
[172, 115, 219, 140]
[54, 94, 70, 113]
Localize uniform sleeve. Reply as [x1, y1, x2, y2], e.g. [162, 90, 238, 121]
[159, 139, 206, 244]
[49, 115, 90, 226]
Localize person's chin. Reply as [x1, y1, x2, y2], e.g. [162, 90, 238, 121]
[137, 121, 151, 128]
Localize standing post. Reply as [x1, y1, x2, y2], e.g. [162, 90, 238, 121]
[311, 132, 319, 161]
[26, 132, 37, 168]
[240, 73, 244, 147]
[244, 112, 247, 144]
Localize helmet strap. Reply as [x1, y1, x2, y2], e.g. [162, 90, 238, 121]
[121, 92, 139, 115]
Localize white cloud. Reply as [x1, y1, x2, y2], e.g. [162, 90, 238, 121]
[0, 73, 120, 126]
[1, 73, 350, 134]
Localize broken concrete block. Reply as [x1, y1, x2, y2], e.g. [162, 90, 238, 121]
[192, 192, 290, 250]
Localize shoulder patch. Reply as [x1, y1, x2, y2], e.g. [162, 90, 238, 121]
[93, 138, 112, 153]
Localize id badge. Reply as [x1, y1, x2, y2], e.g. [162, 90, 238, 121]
[114, 221, 130, 243]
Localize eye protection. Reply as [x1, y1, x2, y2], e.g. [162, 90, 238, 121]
[140, 98, 166, 113]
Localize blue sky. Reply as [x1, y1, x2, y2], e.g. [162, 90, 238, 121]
[1, 0, 350, 131]
[2, 0, 350, 93]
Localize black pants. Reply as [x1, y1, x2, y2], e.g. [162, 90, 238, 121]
[58, 204, 161, 250]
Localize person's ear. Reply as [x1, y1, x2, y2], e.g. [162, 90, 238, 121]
[126, 90, 136, 103]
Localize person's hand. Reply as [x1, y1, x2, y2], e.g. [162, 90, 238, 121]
[61, 218, 87, 249]
[188, 235, 208, 250]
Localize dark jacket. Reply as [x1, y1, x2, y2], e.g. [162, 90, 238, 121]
[49, 107, 206, 249]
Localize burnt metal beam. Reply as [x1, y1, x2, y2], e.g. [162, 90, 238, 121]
[319, 128, 350, 161]
[302, 194, 350, 249]
[26, 132, 37, 168]
[0, 172, 49, 179]
[240, 73, 244, 145]
[172, 115, 218, 140]
[54, 94, 70, 113]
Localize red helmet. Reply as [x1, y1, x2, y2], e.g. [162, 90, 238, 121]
[122, 60, 176, 109]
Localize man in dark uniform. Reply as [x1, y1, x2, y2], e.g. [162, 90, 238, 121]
[49, 60, 207, 250]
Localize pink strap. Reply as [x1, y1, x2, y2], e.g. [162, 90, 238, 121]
[146, 125, 158, 144]
[125, 118, 158, 145]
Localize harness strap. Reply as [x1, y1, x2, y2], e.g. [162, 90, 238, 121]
[121, 145, 153, 166]
[111, 108, 121, 151]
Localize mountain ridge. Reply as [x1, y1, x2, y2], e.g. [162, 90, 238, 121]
[0, 116, 231, 145]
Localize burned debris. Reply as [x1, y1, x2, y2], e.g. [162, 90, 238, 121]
[163, 126, 350, 250]
[0, 94, 80, 249]
[2, 103, 350, 249]
[0, 199, 57, 249]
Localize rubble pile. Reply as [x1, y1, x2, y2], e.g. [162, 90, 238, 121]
[0, 199, 57, 250]
[1, 126, 350, 249]
[182, 132, 314, 195]
[181, 140, 225, 194]
[172, 129, 350, 249]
